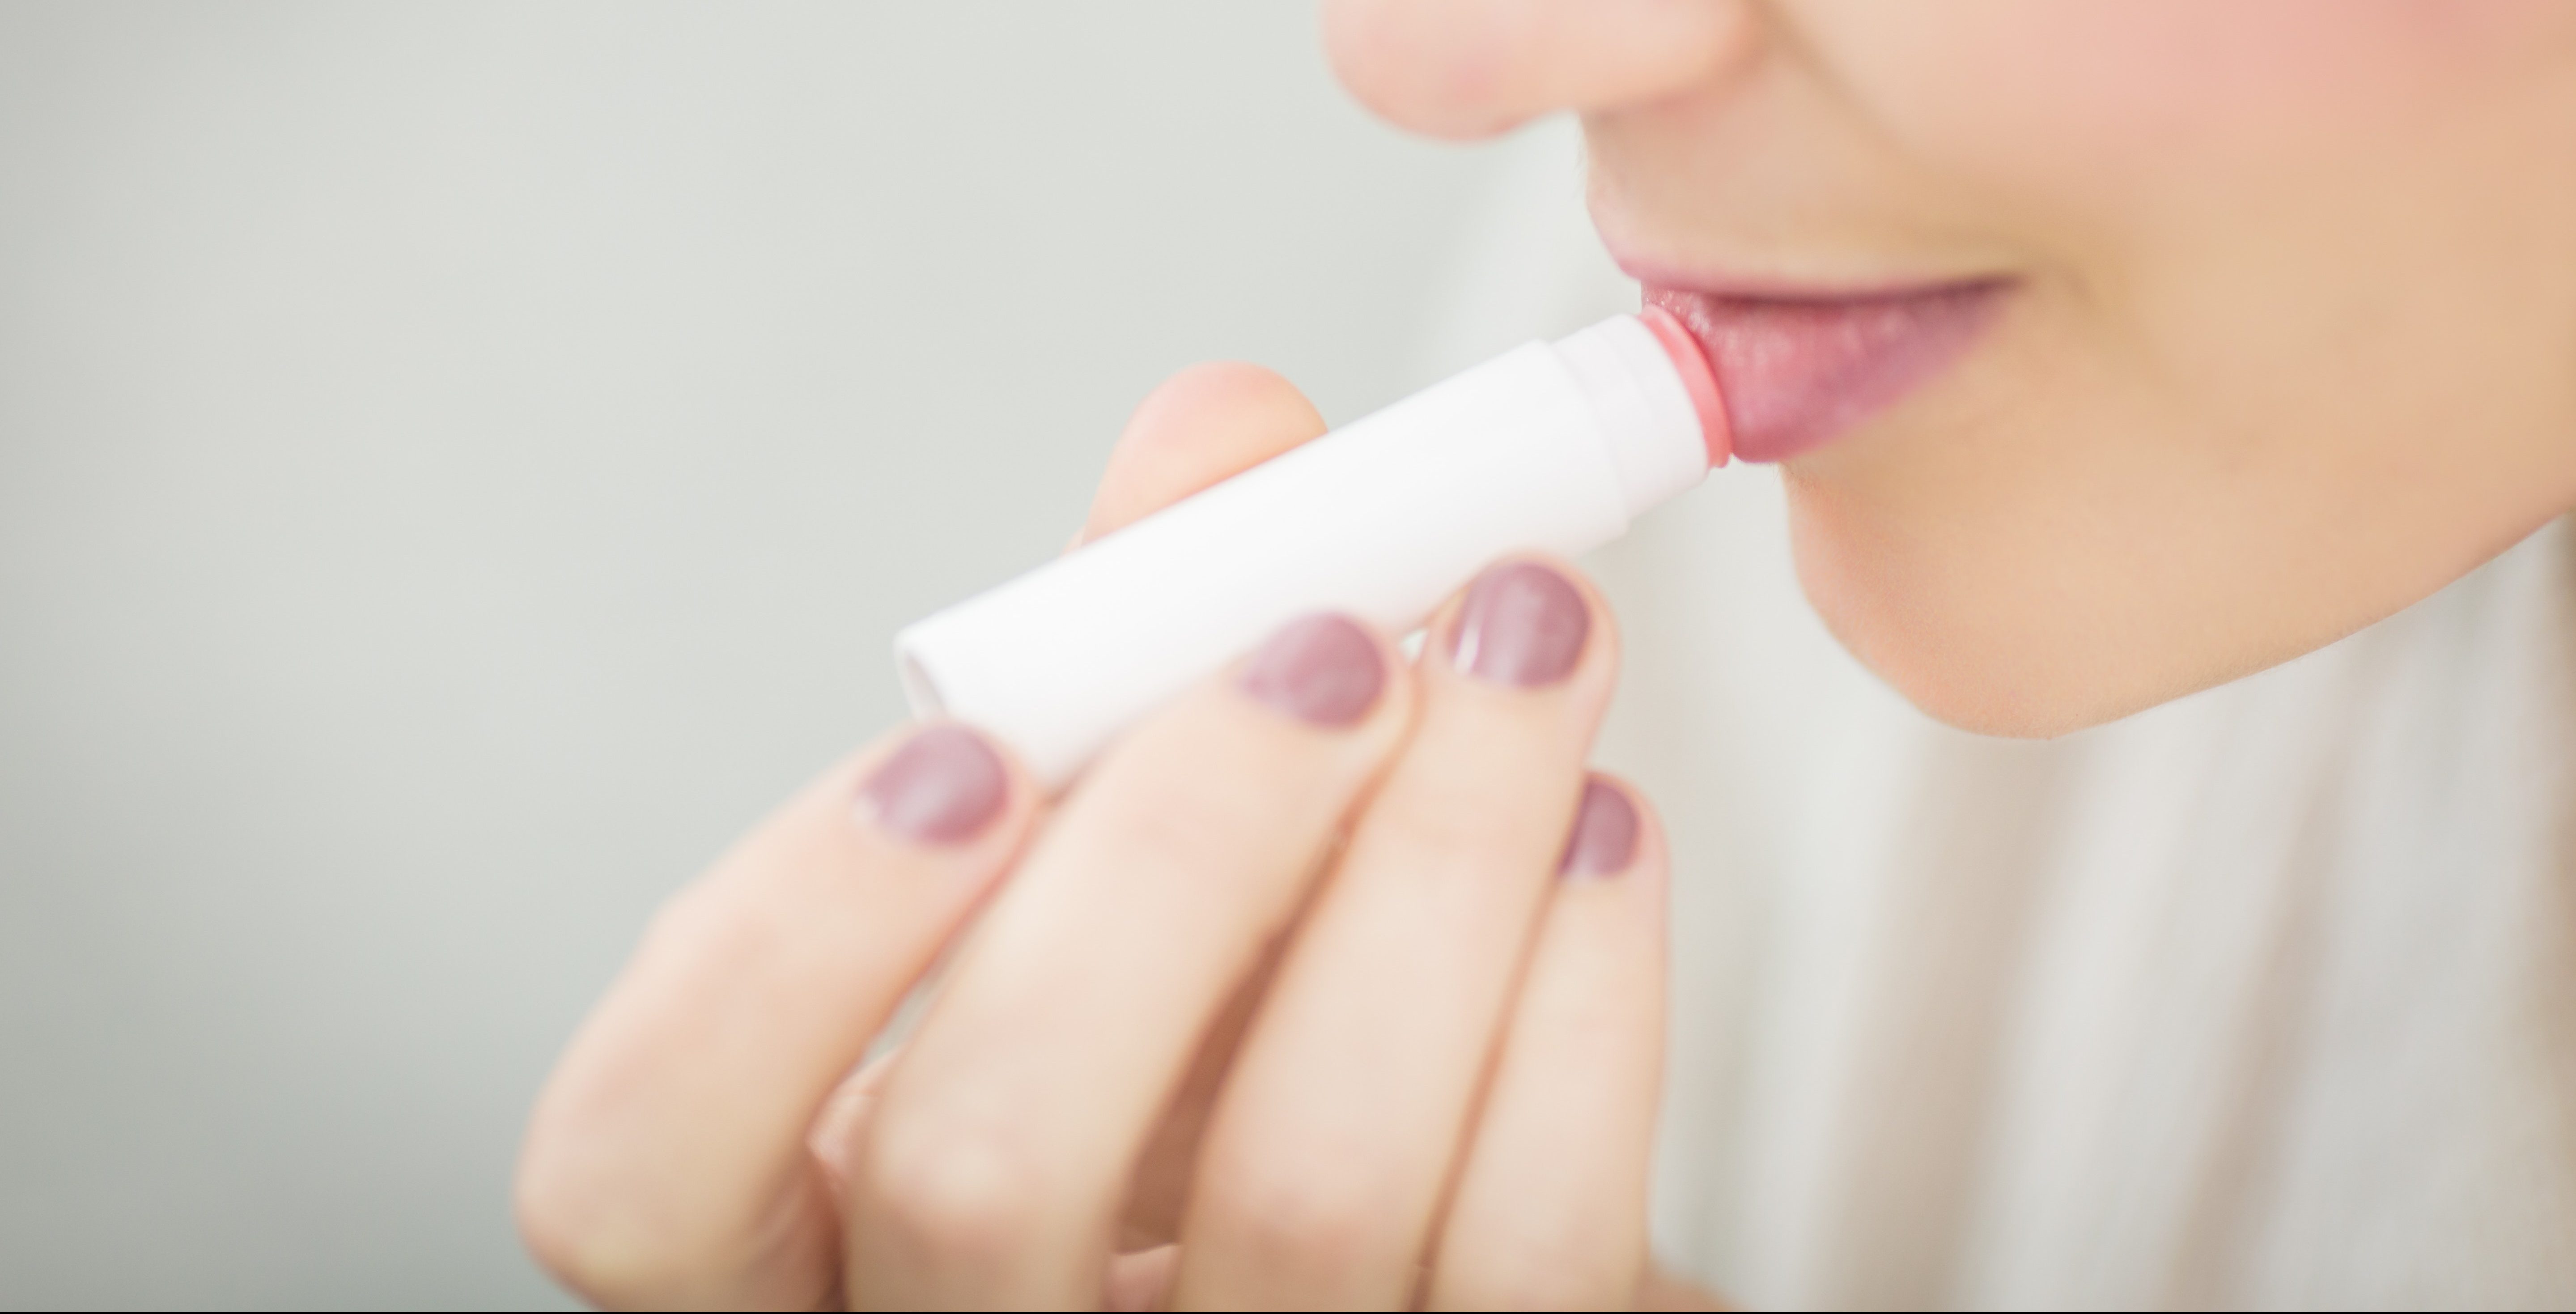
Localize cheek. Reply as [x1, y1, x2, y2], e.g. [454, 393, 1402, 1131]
[1777, 298, 2239, 737]
[1783, 181, 2576, 737]
[1763, 0, 2576, 736]
[1797, 0, 2572, 210]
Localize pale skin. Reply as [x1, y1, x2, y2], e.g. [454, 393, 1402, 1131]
[1335, 0, 2576, 734]
[519, 1, 2576, 1308]
[518, 363, 1693, 1310]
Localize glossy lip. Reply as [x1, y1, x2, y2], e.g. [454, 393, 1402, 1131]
[1632, 267, 2013, 464]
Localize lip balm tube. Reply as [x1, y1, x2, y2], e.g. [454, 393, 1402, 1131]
[895, 308, 1731, 790]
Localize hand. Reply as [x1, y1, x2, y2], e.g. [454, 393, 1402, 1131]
[514, 361, 1693, 1309]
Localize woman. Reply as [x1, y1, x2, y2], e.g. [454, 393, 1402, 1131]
[514, 1, 2576, 1306]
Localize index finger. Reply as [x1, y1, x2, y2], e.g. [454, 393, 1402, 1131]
[515, 723, 1038, 1310]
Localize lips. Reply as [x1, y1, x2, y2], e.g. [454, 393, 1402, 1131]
[1644, 281, 2007, 463]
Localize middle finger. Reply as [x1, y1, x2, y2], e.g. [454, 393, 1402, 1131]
[845, 612, 1415, 1308]
[1175, 558, 1618, 1309]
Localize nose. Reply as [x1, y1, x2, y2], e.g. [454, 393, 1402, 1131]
[1322, 0, 1754, 140]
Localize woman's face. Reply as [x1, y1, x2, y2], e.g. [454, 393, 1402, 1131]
[1327, 0, 2576, 735]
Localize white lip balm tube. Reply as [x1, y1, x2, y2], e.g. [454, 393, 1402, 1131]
[895, 308, 1732, 790]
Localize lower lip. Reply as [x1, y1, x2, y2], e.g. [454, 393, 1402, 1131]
[1644, 282, 2008, 464]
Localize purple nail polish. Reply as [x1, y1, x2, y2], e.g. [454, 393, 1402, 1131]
[1450, 561, 1589, 687]
[1239, 613, 1385, 727]
[1558, 778, 1639, 879]
[860, 724, 1009, 845]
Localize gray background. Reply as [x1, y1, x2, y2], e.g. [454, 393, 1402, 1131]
[0, 4, 1516, 1305]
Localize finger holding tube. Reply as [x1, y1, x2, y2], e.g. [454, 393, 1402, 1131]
[1429, 774, 1670, 1312]
[514, 723, 1038, 1311]
[843, 611, 1417, 1309]
[1080, 360, 1330, 545]
[1173, 557, 1621, 1310]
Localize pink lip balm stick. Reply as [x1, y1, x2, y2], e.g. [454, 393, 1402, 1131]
[895, 309, 1731, 789]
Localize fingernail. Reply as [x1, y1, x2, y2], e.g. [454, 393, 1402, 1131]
[860, 724, 1010, 845]
[1558, 777, 1639, 879]
[1239, 613, 1385, 727]
[1450, 561, 1589, 687]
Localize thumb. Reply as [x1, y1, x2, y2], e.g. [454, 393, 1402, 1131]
[1078, 361, 1328, 545]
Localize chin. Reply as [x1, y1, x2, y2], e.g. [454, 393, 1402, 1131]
[1783, 487, 2173, 742]
[1808, 603, 2122, 741]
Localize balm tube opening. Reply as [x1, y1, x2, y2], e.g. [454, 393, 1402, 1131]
[1641, 304, 1731, 466]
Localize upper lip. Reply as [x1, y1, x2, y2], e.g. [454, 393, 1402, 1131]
[1608, 245, 2015, 304]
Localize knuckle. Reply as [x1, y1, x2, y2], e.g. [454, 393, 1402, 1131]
[1358, 766, 1552, 876]
[856, 1110, 1050, 1264]
[1489, 1233, 1642, 1310]
[1377, 783, 1497, 855]
[1199, 1152, 1392, 1270]
[513, 1089, 796, 1306]
[1440, 1254, 1618, 1313]
[513, 1139, 691, 1305]
[1087, 731, 1338, 867]
[1095, 787, 1259, 876]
